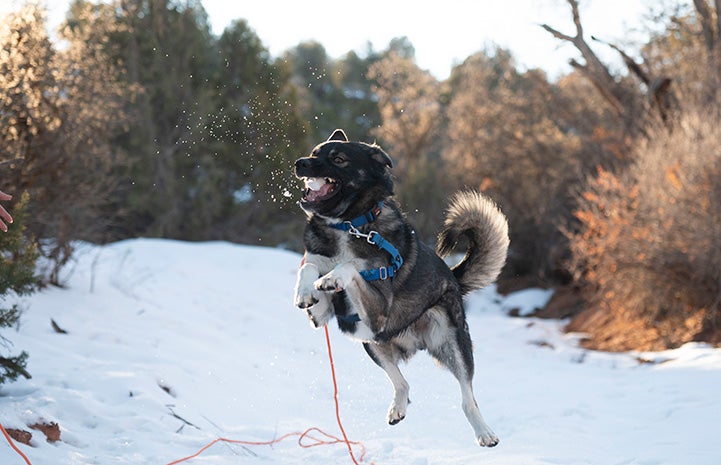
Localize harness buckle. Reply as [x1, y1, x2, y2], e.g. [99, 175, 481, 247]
[345, 222, 368, 239]
[378, 267, 388, 280]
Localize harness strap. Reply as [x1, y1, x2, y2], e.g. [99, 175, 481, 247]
[358, 231, 403, 281]
[331, 202, 383, 231]
[328, 202, 405, 327]
[330, 202, 404, 282]
[337, 313, 362, 324]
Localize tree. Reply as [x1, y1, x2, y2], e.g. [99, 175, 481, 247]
[334, 49, 382, 139]
[283, 41, 381, 144]
[441, 48, 586, 284]
[107, 0, 218, 239]
[541, 0, 674, 131]
[203, 19, 309, 245]
[565, 104, 721, 350]
[283, 41, 340, 143]
[547, 1, 721, 349]
[0, 3, 129, 283]
[0, 193, 38, 384]
[367, 49, 444, 238]
[368, 50, 441, 179]
[640, 1, 721, 110]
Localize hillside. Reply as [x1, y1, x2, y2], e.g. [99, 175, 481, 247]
[1, 239, 720, 465]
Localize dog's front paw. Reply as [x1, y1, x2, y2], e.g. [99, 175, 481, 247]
[315, 274, 345, 292]
[476, 427, 499, 448]
[314, 264, 356, 292]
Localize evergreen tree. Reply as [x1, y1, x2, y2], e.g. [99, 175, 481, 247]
[206, 19, 309, 244]
[0, 193, 38, 384]
[283, 42, 381, 143]
[332, 49, 382, 141]
[108, 0, 218, 238]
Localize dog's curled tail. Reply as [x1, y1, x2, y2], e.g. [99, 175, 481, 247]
[436, 190, 510, 296]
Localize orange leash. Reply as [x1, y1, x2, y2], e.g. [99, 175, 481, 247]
[165, 324, 372, 464]
[322, 323, 364, 465]
[0, 421, 33, 465]
[0, 325, 372, 465]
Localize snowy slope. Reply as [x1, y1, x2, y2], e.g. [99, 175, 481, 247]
[1, 239, 720, 465]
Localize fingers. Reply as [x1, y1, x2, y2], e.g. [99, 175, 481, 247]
[0, 209, 11, 232]
[0, 191, 13, 232]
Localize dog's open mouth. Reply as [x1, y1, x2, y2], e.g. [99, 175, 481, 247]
[302, 177, 338, 203]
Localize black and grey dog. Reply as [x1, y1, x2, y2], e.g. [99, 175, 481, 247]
[293, 129, 509, 447]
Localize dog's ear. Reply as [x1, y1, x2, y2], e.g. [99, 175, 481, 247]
[368, 145, 393, 168]
[327, 129, 348, 142]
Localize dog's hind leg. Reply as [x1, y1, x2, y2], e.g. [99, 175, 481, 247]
[425, 305, 499, 447]
[363, 342, 411, 425]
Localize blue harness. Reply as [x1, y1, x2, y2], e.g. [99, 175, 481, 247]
[330, 202, 404, 325]
[330, 201, 404, 282]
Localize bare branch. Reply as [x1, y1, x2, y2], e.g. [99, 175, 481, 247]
[540, 23, 574, 42]
[568, 0, 584, 38]
[0, 158, 24, 168]
[0, 356, 31, 379]
[167, 406, 201, 431]
[716, 0, 721, 49]
[693, 0, 716, 52]
[540, 0, 642, 128]
[51, 318, 68, 334]
[570, 60, 625, 117]
[591, 36, 677, 123]
[591, 35, 650, 85]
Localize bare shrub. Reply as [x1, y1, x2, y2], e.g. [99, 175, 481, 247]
[443, 50, 599, 284]
[367, 51, 445, 239]
[567, 105, 721, 350]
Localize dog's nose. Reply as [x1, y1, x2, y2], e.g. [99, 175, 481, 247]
[295, 158, 312, 170]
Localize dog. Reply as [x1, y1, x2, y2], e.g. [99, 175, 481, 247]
[293, 129, 509, 447]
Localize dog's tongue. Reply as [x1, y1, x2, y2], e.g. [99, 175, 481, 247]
[306, 182, 334, 202]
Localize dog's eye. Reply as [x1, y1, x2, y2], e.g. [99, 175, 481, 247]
[332, 155, 346, 164]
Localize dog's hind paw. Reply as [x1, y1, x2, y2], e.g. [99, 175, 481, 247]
[295, 294, 318, 309]
[387, 402, 407, 425]
[476, 429, 499, 448]
[295, 292, 332, 328]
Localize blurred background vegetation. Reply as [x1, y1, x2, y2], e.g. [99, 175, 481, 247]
[1, 0, 720, 353]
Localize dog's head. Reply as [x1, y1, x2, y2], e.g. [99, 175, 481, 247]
[295, 129, 394, 219]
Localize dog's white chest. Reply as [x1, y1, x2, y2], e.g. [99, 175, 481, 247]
[344, 319, 375, 343]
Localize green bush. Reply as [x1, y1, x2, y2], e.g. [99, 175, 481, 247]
[0, 192, 39, 384]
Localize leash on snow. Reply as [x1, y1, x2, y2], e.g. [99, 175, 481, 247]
[0, 325, 373, 465]
[165, 324, 370, 465]
[0, 421, 33, 465]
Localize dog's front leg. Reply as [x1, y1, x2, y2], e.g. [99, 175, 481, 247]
[294, 260, 333, 328]
[314, 262, 389, 333]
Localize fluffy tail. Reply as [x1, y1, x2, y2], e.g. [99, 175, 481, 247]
[436, 191, 510, 295]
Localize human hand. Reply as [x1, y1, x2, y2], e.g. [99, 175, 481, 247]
[0, 190, 13, 232]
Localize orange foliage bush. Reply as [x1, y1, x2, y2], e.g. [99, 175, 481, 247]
[566, 110, 721, 351]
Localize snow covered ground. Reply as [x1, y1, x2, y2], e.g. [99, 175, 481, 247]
[1, 238, 720, 465]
